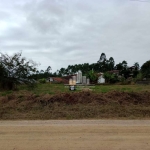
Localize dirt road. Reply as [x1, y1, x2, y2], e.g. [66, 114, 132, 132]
[0, 120, 150, 150]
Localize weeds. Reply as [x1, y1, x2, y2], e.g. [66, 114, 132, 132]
[0, 90, 150, 119]
[0, 83, 150, 119]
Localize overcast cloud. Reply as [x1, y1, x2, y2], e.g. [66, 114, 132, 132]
[0, 0, 150, 72]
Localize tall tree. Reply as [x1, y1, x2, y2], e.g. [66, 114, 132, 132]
[45, 66, 51, 73]
[134, 62, 140, 70]
[58, 67, 66, 76]
[0, 52, 38, 90]
[108, 57, 115, 70]
[115, 63, 123, 70]
[141, 60, 150, 78]
[122, 60, 128, 69]
[115, 60, 127, 71]
[98, 53, 106, 63]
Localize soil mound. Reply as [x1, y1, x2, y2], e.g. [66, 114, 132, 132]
[1, 91, 150, 119]
[34, 91, 150, 105]
[1, 91, 150, 105]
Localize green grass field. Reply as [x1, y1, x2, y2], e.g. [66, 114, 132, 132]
[94, 84, 150, 93]
[0, 83, 150, 96]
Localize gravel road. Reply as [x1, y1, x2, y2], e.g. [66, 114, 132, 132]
[0, 120, 150, 150]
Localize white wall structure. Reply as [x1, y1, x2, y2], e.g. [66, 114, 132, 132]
[76, 71, 80, 83]
[47, 77, 54, 82]
[76, 70, 82, 83]
[72, 76, 76, 82]
[98, 74, 105, 84]
[87, 78, 90, 84]
[79, 71, 82, 83]
[82, 76, 86, 84]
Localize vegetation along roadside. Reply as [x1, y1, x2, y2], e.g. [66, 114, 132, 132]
[0, 84, 150, 120]
[0, 52, 150, 120]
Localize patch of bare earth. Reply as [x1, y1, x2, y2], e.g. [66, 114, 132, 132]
[0, 120, 150, 150]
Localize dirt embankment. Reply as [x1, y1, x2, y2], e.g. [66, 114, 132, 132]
[0, 91, 150, 119]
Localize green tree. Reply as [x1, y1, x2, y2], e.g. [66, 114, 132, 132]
[86, 70, 98, 83]
[97, 53, 108, 72]
[97, 53, 106, 63]
[58, 67, 66, 76]
[115, 62, 123, 70]
[134, 62, 140, 70]
[108, 57, 115, 70]
[44, 66, 52, 78]
[103, 72, 118, 83]
[141, 60, 150, 78]
[115, 60, 127, 71]
[132, 62, 140, 78]
[122, 60, 128, 70]
[45, 66, 51, 73]
[0, 52, 38, 90]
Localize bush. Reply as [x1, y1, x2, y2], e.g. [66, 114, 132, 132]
[86, 70, 98, 83]
[103, 72, 119, 83]
[39, 78, 46, 84]
[134, 72, 143, 82]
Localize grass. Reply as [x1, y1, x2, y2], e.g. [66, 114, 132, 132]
[94, 84, 150, 93]
[0, 83, 150, 97]
[0, 83, 150, 120]
[1, 101, 150, 120]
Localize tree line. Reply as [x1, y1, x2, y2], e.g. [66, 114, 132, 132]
[54, 53, 139, 77]
[0, 52, 150, 89]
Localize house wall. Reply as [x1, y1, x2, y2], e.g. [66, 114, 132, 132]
[98, 76, 105, 83]
[49, 78, 54, 81]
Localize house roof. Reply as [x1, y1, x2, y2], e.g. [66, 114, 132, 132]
[50, 77, 68, 84]
[97, 72, 104, 77]
[62, 74, 77, 80]
[97, 72, 104, 75]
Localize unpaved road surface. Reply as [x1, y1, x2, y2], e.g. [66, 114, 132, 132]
[0, 120, 150, 150]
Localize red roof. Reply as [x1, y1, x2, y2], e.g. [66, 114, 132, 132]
[52, 77, 68, 84]
[62, 74, 77, 80]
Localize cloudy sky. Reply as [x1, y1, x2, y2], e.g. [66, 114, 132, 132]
[0, 0, 150, 72]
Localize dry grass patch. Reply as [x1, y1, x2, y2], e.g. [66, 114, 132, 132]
[0, 91, 150, 119]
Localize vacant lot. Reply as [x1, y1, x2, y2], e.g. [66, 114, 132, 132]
[0, 84, 150, 119]
[0, 120, 150, 150]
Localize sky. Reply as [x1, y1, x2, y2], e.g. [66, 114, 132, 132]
[0, 0, 150, 72]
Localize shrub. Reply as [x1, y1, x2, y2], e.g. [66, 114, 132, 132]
[39, 78, 46, 84]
